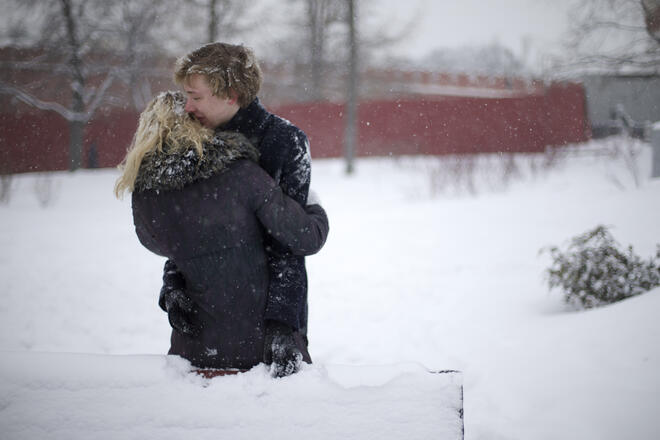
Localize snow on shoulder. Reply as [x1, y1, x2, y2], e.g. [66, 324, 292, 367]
[0, 352, 463, 440]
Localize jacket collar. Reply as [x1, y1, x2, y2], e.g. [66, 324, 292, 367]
[134, 131, 259, 193]
[221, 98, 270, 140]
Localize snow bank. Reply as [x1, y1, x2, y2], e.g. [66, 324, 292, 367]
[0, 352, 463, 440]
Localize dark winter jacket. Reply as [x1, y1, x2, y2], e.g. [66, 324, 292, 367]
[132, 132, 328, 369]
[164, 98, 314, 332]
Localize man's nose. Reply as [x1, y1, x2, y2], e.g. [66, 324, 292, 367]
[184, 99, 195, 113]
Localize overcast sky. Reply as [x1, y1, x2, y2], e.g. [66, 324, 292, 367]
[367, 0, 575, 61]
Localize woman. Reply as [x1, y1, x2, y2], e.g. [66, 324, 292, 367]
[115, 91, 328, 371]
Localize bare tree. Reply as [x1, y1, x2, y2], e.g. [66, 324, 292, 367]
[278, 0, 418, 101]
[417, 43, 527, 76]
[206, 0, 250, 43]
[1, 1, 118, 170]
[265, 0, 419, 172]
[0, 0, 178, 170]
[108, 1, 177, 110]
[357, 0, 420, 60]
[181, 0, 255, 46]
[270, 1, 347, 101]
[344, 0, 357, 174]
[304, 0, 347, 100]
[555, 0, 660, 75]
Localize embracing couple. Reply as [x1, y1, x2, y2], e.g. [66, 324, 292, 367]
[115, 43, 329, 378]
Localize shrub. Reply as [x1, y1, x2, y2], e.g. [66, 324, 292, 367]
[0, 174, 12, 204]
[542, 225, 660, 309]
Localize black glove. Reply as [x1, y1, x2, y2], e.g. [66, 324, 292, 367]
[160, 287, 199, 337]
[263, 320, 303, 378]
[159, 260, 199, 337]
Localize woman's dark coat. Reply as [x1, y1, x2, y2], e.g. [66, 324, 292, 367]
[164, 98, 314, 333]
[131, 132, 328, 369]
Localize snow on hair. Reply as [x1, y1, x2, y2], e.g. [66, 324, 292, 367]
[173, 43, 262, 107]
[114, 91, 213, 198]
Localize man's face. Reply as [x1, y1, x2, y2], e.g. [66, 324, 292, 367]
[183, 74, 240, 129]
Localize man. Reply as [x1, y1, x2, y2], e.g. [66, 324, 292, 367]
[158, 42, 324, 377]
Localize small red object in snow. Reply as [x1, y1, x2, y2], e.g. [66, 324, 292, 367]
[194, 368, 248, 379]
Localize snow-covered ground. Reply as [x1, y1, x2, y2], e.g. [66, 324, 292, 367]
[1, 137, 659, 439]
[0, 352, 463, 440]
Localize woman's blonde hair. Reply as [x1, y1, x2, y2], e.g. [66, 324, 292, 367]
[114, 91, 213, 198]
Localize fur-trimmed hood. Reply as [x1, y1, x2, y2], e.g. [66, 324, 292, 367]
[134, 131, 259, 192]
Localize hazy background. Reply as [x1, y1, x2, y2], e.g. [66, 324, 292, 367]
[0, 0, 576, 74]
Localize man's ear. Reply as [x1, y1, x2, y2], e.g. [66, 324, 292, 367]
[226, 90, 239, 105]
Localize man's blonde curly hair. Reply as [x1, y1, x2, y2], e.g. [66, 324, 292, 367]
[114, 91, 213, 198]
[174, 43, 263, 108]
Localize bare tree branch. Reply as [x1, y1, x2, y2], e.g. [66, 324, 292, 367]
[552, 0, 660, 76]
[0, 82, 82, 121]
[83, 70, 117, 113]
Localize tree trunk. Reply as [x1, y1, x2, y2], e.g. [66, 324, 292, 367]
[344, 0, 358, 174]
[307, 0, 325, 101]
[69, 120, 85, 171]
[209, 0, 217, 42]
[61, 0, 85, 171]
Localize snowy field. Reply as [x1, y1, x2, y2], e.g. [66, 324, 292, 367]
[1, 136, 660, 439]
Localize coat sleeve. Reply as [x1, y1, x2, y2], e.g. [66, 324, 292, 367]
[259, 126, 318, 330]
[132, 192, 168, 258]
[133, 193, 185, 313]
[255, 184, 329, 257]
[278, 131, 311, 206]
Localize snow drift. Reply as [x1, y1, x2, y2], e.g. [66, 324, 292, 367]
[0, 352, 463, 440]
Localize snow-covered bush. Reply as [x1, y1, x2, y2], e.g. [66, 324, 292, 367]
[543, 225, 660, 309]
[423, 149, 567, 197]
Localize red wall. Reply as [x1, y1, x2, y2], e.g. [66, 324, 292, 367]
[1, 112, 69, 173]
[86, 110, 140, 169]
[0, 109, 139, 174]
[1, 83, 589, 174]
[273, 83, 590, 159]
